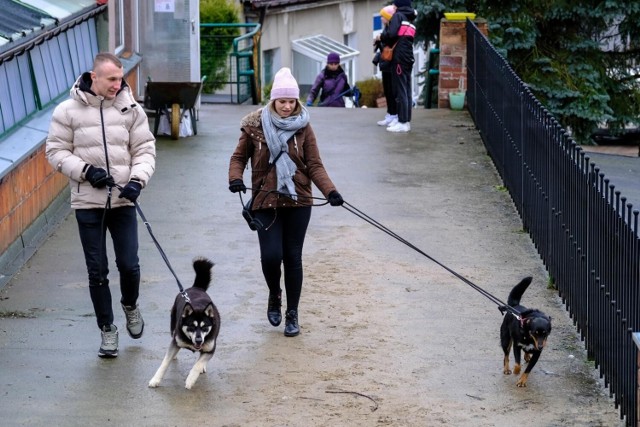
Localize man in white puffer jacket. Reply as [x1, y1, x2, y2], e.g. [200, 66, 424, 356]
[46, 52, 156, 358]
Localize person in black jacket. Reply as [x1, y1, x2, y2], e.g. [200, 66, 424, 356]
[380, 0, 416, 133]
[375, 5, 399, 127]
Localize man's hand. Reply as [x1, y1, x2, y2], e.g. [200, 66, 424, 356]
[85, 165, 115, 189]
[118, 180, 142, 202]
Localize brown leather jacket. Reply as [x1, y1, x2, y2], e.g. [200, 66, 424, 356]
[229, 107, 337, 210]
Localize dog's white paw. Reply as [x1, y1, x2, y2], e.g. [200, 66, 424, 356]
[148, 377, 161, 388]
[185, 371, 199, 389]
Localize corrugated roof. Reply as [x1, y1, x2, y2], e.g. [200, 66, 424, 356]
[0, 0, 99, 56]
[292, 34, 359, 62]
[0, 0, 55, 42]
[249, 0, 328, 7]
[20, 0, 97, 20]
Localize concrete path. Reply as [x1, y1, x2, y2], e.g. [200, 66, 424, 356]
[582, 146, 640, 211]
[0, 105, 628, 426]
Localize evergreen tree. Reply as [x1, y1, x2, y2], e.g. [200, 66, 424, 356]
[414, 0, 640, 143]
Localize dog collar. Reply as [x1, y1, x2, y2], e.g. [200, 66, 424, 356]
[519, 316, 529, 329]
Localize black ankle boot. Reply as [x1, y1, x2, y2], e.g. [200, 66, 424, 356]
[284, 309, 299, 337]
[267, 290, 282, 326]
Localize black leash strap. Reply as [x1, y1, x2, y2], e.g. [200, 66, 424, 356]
[95, 105, 188, 301]
[131, 198, 190, 303]
[340, 201, 521, 318]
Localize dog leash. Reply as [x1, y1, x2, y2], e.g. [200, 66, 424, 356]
[233, 189, 522, 318]
[340, 201, 522, 319]
[133, 200, 190, 303]
[94, 121, 189, 302]
[108, 184, 191, 303]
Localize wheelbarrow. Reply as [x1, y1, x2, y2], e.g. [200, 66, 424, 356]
[143, 78, 205, 140]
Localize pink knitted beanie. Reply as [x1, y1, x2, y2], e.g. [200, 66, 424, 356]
[270, 67, 299, 100]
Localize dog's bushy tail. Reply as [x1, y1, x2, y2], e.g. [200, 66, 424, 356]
[193, 257, 214, 291]
[507, 276, 533, 307]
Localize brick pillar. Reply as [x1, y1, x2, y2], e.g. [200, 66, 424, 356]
[438, 18, 488, 109]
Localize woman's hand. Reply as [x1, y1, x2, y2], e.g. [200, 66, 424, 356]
[328, 191, 344, 206]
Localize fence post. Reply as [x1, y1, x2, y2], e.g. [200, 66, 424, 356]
[438, 18, 487, 108]
[634, 333, 640, 426]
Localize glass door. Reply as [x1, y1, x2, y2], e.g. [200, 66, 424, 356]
[137, 0, 200, 84]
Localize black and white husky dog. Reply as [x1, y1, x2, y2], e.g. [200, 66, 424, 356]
[149, 257, 221, 389]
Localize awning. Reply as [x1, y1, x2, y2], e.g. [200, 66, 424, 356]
[291, 35, 359, 63]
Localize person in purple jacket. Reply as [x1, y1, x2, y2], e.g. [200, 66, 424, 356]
[306, 52, 350, 107]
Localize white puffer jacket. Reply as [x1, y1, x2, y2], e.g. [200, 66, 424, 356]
[46, 73, 156, 209]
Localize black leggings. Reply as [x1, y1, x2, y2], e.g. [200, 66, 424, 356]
[382, 70, 397, 116]
[392, 62, 413, 123]
[254, 207, 312, 312]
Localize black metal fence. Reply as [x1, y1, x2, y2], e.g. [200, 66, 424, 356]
[466, 20, 639, 426]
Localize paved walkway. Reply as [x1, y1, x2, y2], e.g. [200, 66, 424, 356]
[0, 105, 631, 426]
[582, 145, 640, 211]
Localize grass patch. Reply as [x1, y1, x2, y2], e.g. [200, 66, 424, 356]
[494, 185, 507, 192]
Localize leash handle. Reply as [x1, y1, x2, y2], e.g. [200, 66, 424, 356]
[240, 187, 331, 208]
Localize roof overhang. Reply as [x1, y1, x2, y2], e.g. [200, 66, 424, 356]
[292, 34, 359, 63]
[0, 0, 105, 61]
[20, 0, 98, 20]
[248, 0, 342, 9]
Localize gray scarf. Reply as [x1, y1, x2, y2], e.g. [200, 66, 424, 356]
[260, 103, 310, 199]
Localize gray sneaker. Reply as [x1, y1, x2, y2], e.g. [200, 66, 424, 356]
[98, 324, 119, 358]
[122, 304, 144, 339]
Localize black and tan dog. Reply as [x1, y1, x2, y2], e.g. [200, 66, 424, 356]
[149, 257, 221, 389]
[500, 277, 552, 387]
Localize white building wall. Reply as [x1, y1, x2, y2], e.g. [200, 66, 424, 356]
[258, 1, 388, 83]
[256, 0, 424, 103]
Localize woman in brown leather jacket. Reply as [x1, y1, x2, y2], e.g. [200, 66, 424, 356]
[228, 67, 343, 337]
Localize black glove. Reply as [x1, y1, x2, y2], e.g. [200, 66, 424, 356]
[229, 179, 246, 193]
[85, 165, 115, 189]
[118, 180, 142, 202]
[327, 191, 344, 206]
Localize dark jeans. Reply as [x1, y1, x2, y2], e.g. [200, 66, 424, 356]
[254, 207, 312, 312]
[75, 206, 140, 329]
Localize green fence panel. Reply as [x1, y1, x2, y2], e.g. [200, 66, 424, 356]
[200, 23, 260, 104]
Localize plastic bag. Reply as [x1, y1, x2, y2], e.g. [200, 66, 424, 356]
[179, 111, 193, 137]
[158, 114, 171, 135]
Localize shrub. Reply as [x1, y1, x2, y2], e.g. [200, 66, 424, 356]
[355, 77, 385, 108]
[262, 81, 272, 104]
